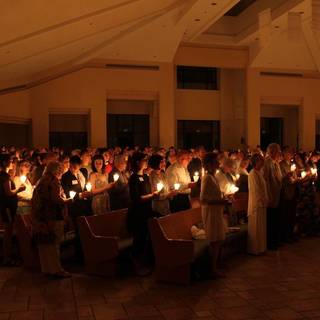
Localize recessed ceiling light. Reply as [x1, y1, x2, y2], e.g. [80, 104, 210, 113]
[211, 2, 217, 5]
[194, 18, 200, 21]
[275, 26, 279, 29]
[300, 11, 304, 14]
[255, 38, 259, 41]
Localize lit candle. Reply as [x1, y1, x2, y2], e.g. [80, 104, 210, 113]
[174, 183, 180, 190]
[301, 171, 307, 179]
[216, 169, 220, 174]
[157, 182, 164, 192]
[236, 174, 240, 180]
[311, 168, 317, 176]
[69, 191, 76, 199]
[227, 184, 239, 195]
[290, 164, 296, 172]
[193, 171, 200, 182]
[113, 173, 120, 182]
[86, 182, 92, 192]
[20, 175, 27, 184]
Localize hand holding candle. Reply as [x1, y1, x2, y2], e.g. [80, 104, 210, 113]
[69, 191, 76, 199]
[113, 173, 120, 182]
[156, 182, 164, 192]
[226, 183, 239, 195]
[193, 171, 199, 182]
[301, 171, 307, 179]
[174, 183, 180, 191]
[311, 168, 317, 176]
[20, 175, 27, 184]
[290, 164, 296, 172]
[85, 182, 92, 192]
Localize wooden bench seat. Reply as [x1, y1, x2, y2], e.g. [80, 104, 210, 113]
[77, 209, 132, 276]
[149, 207, 248, 284]
[15, 214, 75, 269]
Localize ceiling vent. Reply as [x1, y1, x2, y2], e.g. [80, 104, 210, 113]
[260, 72, 303, 78]
[105, 64, 159, 71]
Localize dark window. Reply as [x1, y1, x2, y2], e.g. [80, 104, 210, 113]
[0, 122, 31, 147]
[177, 120, 220, 150]
[49, 132, 88, 150]
[107, 114, 149, 148]
[260, 117, 283, 150]
[177, 66, 219, 90]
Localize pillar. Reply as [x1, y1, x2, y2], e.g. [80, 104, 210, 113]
[246, 68, 261, 148]
[159, 63, 175, 148]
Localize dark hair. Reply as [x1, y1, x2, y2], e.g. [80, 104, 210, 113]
[203, 152, 218, 172]
[148, 154, 163, 170]
[0, 154, 12, 169]
[251, 153, 264, 168]
[131, 152, 147, 173]
[69, 155, 82, 166]
[91, 154, 105, 173]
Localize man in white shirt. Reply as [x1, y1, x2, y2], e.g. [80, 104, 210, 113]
[263, 143, 282, 250]
[166, 150, 197, 213]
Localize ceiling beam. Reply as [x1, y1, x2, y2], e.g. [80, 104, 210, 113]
[71, 0, 186, 65]
[184, 0, 240, 42]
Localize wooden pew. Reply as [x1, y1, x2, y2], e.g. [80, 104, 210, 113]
[77, 209, 132, 276]
[149, 206, 248, 284]
[16, 214, 40, 268]
[149, 208, 210, 284]
[16, 214, 75, 269]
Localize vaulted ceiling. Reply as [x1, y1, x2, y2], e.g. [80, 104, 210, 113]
[1, 0, 319, 91]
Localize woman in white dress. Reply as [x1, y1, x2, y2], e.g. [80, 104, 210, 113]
[247, 153, 268, 255]
[201, 153, 229, 277]
[89, 155, 115, 215]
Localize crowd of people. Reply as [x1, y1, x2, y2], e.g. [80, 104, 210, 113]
[0, 143, 320, 279]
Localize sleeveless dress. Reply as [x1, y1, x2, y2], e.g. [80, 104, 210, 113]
[200, 173, 227, 242]
[91, 173, 110, 215]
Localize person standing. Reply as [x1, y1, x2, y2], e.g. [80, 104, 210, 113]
[32, 161, 71, 278]
[247, 154, 268, 255]
[166, 150, 196, 213]
[263, 143, 282, 250]
[61, 155, 91, 262]
[0, 154, 26, 266]
[108, 155, 131, 210]
[200, 153, 229, 278]
[128, 152, 159, 275]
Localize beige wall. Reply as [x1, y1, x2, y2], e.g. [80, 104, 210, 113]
[0, 90, 31, 121]
[0, 45, 319, 150]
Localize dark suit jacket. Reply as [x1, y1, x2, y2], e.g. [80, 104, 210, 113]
[61, 170, 91, 217]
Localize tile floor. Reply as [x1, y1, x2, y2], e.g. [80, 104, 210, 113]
[1, 238, 320, 320]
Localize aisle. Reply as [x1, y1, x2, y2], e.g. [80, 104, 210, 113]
[0, 238, 320, 320]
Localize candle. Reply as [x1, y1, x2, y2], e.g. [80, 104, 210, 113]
[301, 171, 307, 179]
[69, 191, 76, 199]
[157, 182, 164, 192]
[216, 169, 220, 174]
[86, 182, 92, 192]
[227, 184, 239, 195]
[290, 164, 296, 172]
[193, 171, 199, 182]
[236, 174, 240, 180]
[113, 173, 120, 182]
[311, 168, 317, 176]
[201, 168, 205, 177]
[20, 175, 27, 184]
[174, 183, 180, 190]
